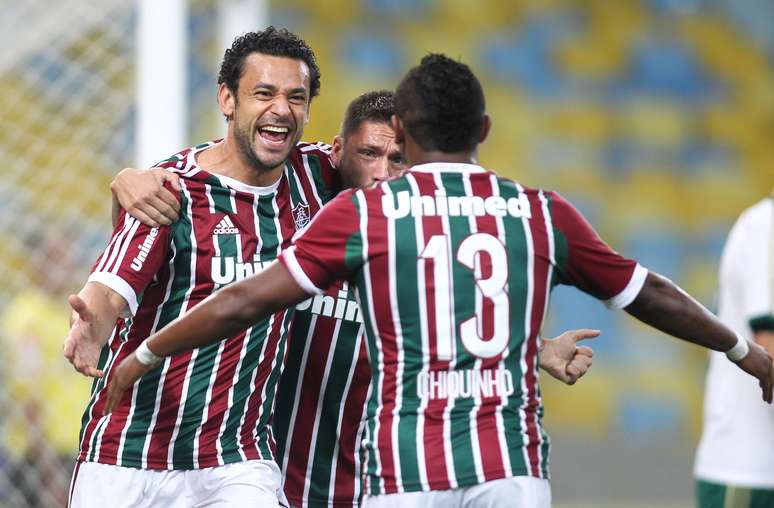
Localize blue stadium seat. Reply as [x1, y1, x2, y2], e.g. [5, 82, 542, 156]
[362, 0, 430, 18]
[615, 37, 722, 102]
[478, 13, 582, 96]
[544, 285, 623, 358]
[624, 226, 683, 281]
[617, 396, 682, 441]
[338, 31, 405, 77]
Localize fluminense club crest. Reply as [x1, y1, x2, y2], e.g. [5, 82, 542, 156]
[292, 201, 310, 230]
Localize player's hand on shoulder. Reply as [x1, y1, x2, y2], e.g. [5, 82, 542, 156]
[103, 353, 152, 415]
[63, 294, 104, 378]
[539, 329, 599, 385]
[732, 341, 774, 403]
[111, 167, 181, 227]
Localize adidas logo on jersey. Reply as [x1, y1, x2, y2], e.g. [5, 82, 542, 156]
[382, 191, 532, 220]
[214, 216, 239, 235]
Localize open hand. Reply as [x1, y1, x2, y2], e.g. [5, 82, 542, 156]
[733, 341, 774, 403]
[63, 294, 104, 378]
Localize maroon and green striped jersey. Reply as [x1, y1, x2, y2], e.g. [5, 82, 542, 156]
[279, 162, 646, 495]
[78, 139, 338, 470]
[273, 281, 371, 508]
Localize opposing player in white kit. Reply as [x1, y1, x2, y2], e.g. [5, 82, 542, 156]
[102, 54, 773, 507]
[694, 193, 774, 508]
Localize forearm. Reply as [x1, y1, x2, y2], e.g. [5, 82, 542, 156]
[76, 282, 128, 344]
[111, 191, 121, 228]
[146, 261, 309, 357]
[625, 272, 737, 352]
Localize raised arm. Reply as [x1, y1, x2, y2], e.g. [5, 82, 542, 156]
[111, 167, 182, 228]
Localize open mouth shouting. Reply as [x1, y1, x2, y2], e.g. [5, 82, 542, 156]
[257, 124, 291, 146]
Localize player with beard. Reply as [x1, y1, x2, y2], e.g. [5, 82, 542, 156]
[101, 54, 773, 507]
[107, 91, 597, 507]
[63, 27, 335, 507]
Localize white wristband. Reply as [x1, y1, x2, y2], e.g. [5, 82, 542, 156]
[725, 334, 750, 361]
[135, 340, 163, 366]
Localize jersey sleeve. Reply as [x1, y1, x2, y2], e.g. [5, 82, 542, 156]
[732, 201, 774, 332]
[88, 210, 171, 316]
[279, 189, 363, 294]
[549, 192, 647, 309]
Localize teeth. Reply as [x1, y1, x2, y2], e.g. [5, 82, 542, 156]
[261, 126, 289, 133]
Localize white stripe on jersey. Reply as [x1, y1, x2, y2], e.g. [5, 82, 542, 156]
[383, 184, 406, 493]
[205, 183, 216, 214]
[191, 340, 227, 469]
[326, 328, 368, 503]
[405, 174, 431, 492]
[514, 182, 538, 477]
[430, 172, 459, 489]
[280, 314, 319, 479]
[489, 174, 514, 478]
[461, 173, 486, 485]
[139, 239, 181, 469]
[534, 190, 555, 476]
[302, 318, 345, 502]
[102, 217, 140, 274]
[300, 154, 324, 210]
[353, 189, 382, 494]
[236, 194, 288, 457]
[165, 180, 201, 466]
[95, 215, 134, 273]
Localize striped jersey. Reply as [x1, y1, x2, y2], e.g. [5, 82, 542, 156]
[280, 162, 647, 495]
[273, 281, 371, 508]
[78, 139, 337, 470]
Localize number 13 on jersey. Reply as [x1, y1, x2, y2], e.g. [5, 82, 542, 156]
[419, 233, 510, 361]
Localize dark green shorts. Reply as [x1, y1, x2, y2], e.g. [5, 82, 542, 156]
[697, 479, 774, 508]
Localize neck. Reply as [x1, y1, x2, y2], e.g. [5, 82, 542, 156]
[196, 135, 284, 187]
[404, 139, 479, 167]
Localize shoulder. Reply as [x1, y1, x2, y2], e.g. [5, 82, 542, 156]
[296, 140, 333, 156]
[153, 139, 220, 175]
[737, 198, 774, 230]
[290, 141, 334, 170]
[727, 198, 774, 249]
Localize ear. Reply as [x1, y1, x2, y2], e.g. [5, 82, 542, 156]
[479, 114, 492, 143]
[330, 135, 344, 168]
[391, 115, 404, 145]
[218, 83, 236, 121]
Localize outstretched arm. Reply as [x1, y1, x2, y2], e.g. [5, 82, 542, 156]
[626, 271, 773, 402]
[103, 261, 311, 413]
[111, 167, 182, 228]
[63, 282, 128, 378]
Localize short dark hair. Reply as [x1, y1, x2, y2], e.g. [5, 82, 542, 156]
[394, 54, 485, 153]
[341, 90, 394, 138]
[218, 26, 321, 100]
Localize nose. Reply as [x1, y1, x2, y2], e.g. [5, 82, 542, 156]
[373, 159, 390, 181]
[268, 94, 291, 119]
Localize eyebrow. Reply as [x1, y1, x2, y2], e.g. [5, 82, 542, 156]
[250, 83, 308, 95]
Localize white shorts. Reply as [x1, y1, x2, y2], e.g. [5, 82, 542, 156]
[69, 459, 287, 508]
[362, 476, 551, 508]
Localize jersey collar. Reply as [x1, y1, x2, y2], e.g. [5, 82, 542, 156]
[408, 162, 488, 174]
